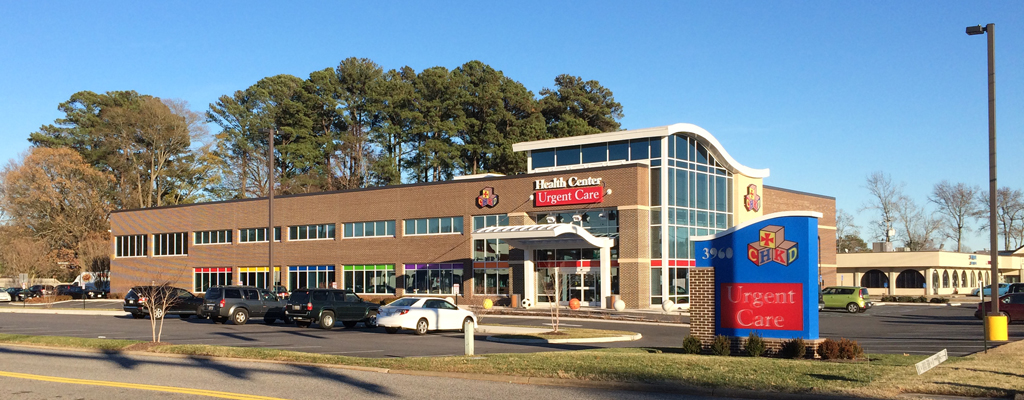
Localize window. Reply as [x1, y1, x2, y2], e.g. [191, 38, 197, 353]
[581, 143, 607, 163]
[288, 224, 335, 241]
[405, 217, 463, 235]
[344, 221, 396, 238]
[288, 265, 335, 291]
[153, 232, 188, 256]
[861, 270, 888, 288]
[239, 227, 281, 243]
[532, 149, 555, 169]
[473, 214, 509, 261]
[238, 267, 270, 289]
[343, 265, 395, 294]
[115, 234, 147, 257]
[406, 263, 462, 295]
[473, 268, 509, 295]
[896, 270, 926, 288]
[194, 229, 232, 245]
[555, 146, 580, 166]
[193, 267, 231, 292]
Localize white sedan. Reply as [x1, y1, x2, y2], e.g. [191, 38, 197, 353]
[0, 289, 11, 302]
[377, 297, 477, 335]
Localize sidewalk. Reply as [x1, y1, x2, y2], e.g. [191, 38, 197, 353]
[473, 305, 690, 324]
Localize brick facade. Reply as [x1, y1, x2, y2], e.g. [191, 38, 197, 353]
[764, 185, 837, 286]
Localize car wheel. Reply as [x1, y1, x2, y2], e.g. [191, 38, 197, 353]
[152, 308, 165, 319]
[231, 309, 249, 325]
[320, 311, 335, 330]
[415, 318, 429, 335]
[460, 317, 474, 333]
[385, 327, 399, 334]
[1000, 311, 1010, 322]
[296, 321, 311, 328]
[342, 321, 357, 329]
[846, 303, 860, 313]
[364, 313, 378, 328]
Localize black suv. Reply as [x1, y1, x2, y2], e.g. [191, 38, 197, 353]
[285, 288, 380, 330]
[123, 286, 204, 319]
[201, 285, 288, 325]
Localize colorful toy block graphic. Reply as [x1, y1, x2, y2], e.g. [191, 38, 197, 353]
[748, 243, 772, 266]
[749, 226, 798, 267]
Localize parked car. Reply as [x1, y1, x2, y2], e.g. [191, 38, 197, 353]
[123, 286, 204, 319]
[1009, 283, 1024, 294]
[0, 288, 10, 302]
[971, 283, 1010, 297]
[5, 287, 29, 301]
[201, 285, 288, 325]
[27, 284, 56, 298]
[818, 290, 825, 311]
[272, 285, 290, 300]
[378, 297, 477, 335]
[284, 288, 379, 330]
[55, 284, 85, 299]
[821, 286, 873, 313]
[975, 293, 1024, 322]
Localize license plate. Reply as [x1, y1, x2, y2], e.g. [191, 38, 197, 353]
[292, 305, 302, 310]
[205, 305, 213, 310]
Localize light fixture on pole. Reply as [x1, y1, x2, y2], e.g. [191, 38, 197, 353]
[260, 127, 277, 285]
[966, 23, 1005, 340]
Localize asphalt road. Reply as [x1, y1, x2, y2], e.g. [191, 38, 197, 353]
[0, 345, 720, 400]
[0, 301, 1018, 357]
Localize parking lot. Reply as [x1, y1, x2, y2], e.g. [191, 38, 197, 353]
[0, 301, 1019, 357]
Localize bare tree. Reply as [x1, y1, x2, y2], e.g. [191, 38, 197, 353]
[979, 187, 1024, 250]
[835, 209, 861, 252]
[929, 181, 983, 252]
[861, 172, 903, 243]
[893, 195, 941, 251]
[126, 269, 190, 342]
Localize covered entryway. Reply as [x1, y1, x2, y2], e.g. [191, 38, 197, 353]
[472, 224, 615, 308]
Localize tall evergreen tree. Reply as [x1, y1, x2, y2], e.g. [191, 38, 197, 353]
[539, 74, 623, 138]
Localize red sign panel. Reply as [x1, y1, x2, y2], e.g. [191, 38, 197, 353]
[534, 186, 604, 207]
[720, 283, 803, 331]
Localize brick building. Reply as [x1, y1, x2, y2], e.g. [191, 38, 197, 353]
[110, 123, 836, 309]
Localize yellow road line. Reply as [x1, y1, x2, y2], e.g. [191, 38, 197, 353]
[0, 370, 287, 400]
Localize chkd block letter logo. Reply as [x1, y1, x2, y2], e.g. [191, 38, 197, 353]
[747, 225, 798, 266]
[476, 187, 499, 208]
[743, 184, 761, 212]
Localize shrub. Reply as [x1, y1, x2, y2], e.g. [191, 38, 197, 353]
[780, 338, 807, 359]
[711, 335, 732, 356]
[915, 296, 928, 303]
[818, 338, 840, 360]
[929, 297, 949, 304]
[838, 338, 863, 359]
[744, 332, 767, 357]
[682, 335, 703, 354]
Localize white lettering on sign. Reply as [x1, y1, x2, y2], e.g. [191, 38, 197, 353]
[534, 176, 602, 190]
[915, 349, 948, 375]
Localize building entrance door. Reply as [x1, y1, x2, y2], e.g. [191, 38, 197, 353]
[536, 267, 600, 307]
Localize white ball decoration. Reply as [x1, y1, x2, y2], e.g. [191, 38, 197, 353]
[661, 299, 675, 312]
[521, 298, 533, 308]
[613, 299, 626, 311]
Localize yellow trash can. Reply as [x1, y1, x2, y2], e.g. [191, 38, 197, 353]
[985, 315, 1008, 341]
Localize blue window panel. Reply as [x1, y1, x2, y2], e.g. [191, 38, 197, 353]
[532, 149, 554, 168]
[555, 146, 581, 166]
[629, 139, 648, 160]
[675, 136, 688, 161]
[608, 140, 628, 161]
[696, 174, 708, 210]
[581, 143, 607, 163]
[454, 216, 464, 233]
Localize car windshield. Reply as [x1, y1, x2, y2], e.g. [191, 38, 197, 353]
[387, 298, 420, 307]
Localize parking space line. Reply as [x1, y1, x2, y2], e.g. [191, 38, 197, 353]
[321, 350, 385, 354]
[0, 370, 285, 400]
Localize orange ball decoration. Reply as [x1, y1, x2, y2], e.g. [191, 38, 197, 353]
[569, 298, 581, 310]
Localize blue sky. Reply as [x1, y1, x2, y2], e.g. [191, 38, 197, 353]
[1, 1, 1021, 251]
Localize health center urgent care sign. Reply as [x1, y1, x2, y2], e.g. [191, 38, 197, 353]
[533, 176, 604, 207]
[693, 211, 822, 340]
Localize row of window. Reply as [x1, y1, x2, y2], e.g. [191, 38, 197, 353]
[859, 269, 992, 289]
[530, 138, 662, 169]
[116, 216, 478, 258]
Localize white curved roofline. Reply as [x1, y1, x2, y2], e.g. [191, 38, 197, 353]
[512, 123, 769, 178]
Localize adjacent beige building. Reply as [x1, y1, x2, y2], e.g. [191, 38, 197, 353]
[836, 249, 1024, 296]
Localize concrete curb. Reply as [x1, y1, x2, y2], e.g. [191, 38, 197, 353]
[486, 333, 642, 344]
[0, 308, 126, 316]
[872, 302, 962, 307]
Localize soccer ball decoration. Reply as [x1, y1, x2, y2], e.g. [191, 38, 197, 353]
[521, 298, 533, 308]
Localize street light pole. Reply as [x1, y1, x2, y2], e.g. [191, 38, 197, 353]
[966, 23, 998, 317]
[267, 127, 275, 285]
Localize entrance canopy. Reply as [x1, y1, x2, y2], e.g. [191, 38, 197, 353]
[472, 223, 615, 308]
[472, 224, 614, 250]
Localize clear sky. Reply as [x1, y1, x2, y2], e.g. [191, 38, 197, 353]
[1, 1, 1021, 251]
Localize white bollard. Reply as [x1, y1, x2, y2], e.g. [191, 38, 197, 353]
[464, 319, 475, 356]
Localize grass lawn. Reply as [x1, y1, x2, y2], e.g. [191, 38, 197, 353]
[0, 333, 1020, 399]
[489, 327, 639, 340]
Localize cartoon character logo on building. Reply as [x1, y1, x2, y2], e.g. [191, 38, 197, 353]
[747, 225, 798, 267]
[477, 187, 499, 208]
[744, 184, 761, 212]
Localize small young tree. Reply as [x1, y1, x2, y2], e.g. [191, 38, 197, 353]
[127, 269, 189, 342]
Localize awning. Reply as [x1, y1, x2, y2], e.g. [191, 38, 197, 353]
[472, 224, 614, 250]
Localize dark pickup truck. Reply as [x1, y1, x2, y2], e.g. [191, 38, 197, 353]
[285, 288, 379, 330]
[201, 285, 288, 325]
